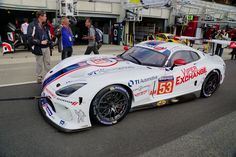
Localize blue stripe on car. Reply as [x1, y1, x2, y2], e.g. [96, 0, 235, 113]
[42, 61, 88, 88]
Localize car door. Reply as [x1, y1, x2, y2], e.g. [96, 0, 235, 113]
[155, 50, 206, 99]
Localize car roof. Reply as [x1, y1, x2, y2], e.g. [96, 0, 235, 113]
[136, 40, 202, 56]
[137, 40, 185, 50]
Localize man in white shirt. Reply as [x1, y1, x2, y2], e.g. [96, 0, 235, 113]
[21, 18, 29, 50]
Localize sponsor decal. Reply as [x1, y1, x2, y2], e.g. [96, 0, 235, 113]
[149, 81, 156, 96]
[59, 120, 65, 126]
[153, 47, 171, 56]
[128, 76, 158, 87]
[156, 100, 167, 106]
[42, 103, 53, 116]
[72, 102, 79, 106]
[133, 85, 151, 92]
[87, 58, 118, 67]
[88, 66, 134, 76]
[157, 76, 174, 95]
[154, 47, 167, 51]
[150, 76, 174, 95]
[74, 110, 86, 123]
[134, 90, 148, 97]
[142, 41, 165, 47]
[65, 79, 86, 84]
[57, 98, 79, 106]
[176, 66, 207, 86]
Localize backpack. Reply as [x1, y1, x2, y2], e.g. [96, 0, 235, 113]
[94, 28, 103, 43]
[54, 25, 63, 38]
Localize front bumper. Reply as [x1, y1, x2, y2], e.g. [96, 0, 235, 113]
[38, 94, 91, 132]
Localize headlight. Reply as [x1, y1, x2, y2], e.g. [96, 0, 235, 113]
[56, 83, 86, 97]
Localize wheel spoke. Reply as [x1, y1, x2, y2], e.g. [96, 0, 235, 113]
[101, 108, 109, 114]
[103, 109, 111, 117]
[114, 98, 126, 103]
[100, 101, 108, 104]
[97, 106, 108, 109]
[109, 109, 112, 119]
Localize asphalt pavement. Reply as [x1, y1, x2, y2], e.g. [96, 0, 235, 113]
[0, 60, 236, 157]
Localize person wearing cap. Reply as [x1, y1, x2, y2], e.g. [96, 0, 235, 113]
[27, 10, 53, 83]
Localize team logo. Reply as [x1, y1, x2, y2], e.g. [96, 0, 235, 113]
[128, 76, 158, 87]
[176, 66, 207, 85]
[87, 58, 118, 67]
[59, 120, 65, 126]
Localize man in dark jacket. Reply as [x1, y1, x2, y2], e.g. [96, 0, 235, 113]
[27, 10, 53, 83]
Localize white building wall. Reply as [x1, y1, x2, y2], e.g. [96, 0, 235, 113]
[175, 0, 236, 20]
[77, 1, 121, 15]
[0, 0, 235, 20]
[0, 0, 48, 9]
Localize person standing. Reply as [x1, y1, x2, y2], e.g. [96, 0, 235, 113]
[82, 18, 99, 55]
[47, 19, 55, 41]
[215, 29, 229, 57]
[27, 10, 53, 83]
[21, 18, 29, 50]
[220, 29, 229, 57]
[231, 34, 236, 60]
[61, 17, 74, 60]
[209, 28, 217, 55]
[215, 30, 223, 56]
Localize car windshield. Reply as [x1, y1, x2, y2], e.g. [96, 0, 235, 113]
[119, 46, 169, 67]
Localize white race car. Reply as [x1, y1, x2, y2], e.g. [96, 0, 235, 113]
[39, 41, 226, 132]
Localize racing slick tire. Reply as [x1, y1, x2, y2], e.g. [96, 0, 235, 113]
[201, 70, 220, 98]
[90, 85, 131, 125]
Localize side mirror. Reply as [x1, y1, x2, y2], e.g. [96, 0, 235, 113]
[123, 46, 129, 51]
[171, 59, 186, 70]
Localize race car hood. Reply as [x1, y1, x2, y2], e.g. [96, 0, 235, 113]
[42, 55, 149, 90]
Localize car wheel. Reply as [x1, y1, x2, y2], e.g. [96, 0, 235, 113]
[91, 85, 131, 125]
[201, 71, 220, 98]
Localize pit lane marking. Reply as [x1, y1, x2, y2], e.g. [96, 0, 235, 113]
[0, 81, 37, 88]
